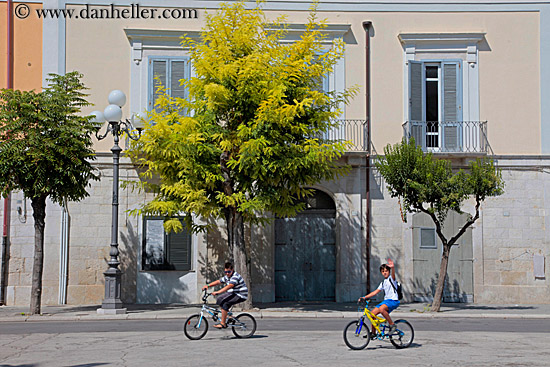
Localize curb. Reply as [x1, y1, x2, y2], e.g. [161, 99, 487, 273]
[2, 311, 550, 323]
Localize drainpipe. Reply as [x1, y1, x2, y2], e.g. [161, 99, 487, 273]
[58, 201, 69, 304]
[362, 21, 372, 293]
[1, 0, 14, 306]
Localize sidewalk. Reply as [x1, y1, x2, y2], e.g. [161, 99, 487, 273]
[2, 301, 550, 322]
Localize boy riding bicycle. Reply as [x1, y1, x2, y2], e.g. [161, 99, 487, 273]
[359, 258, 400, 334]
[203, 262, 248, 329]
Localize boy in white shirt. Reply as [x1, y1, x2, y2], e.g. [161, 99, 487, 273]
[359, 258, 400, 334]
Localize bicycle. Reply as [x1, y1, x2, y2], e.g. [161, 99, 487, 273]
[343, 300, 414, 350]
[184, 289, 257, 340]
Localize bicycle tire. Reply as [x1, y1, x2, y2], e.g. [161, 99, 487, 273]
[231, 313, 257, 338]
[184, 314, 208, 340]
[389, 319, 414, 348]
[343, 319, 371, 350]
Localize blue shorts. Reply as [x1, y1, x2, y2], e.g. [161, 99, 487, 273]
[376, 299, 400, 313]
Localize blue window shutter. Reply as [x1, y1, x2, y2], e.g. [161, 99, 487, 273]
[442, 61, 462, 122]
[442, 61, 462, 151]
[409, 61, 423, 122]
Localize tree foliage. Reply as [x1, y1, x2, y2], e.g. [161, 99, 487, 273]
[0, 72, 100, 313]
[129, 1, 356, 229]
[0, 72, 100, 203]
[376, 138, 504, 311]
[127, 0, 357, 306]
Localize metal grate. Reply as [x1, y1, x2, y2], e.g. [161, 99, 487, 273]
[402, 121, 492, 154]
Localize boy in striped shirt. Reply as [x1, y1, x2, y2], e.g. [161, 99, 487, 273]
[203, 262, 248, 328]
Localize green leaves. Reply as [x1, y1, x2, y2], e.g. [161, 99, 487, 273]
[0, 72, 100, 203]
[376, 138, 505, 224]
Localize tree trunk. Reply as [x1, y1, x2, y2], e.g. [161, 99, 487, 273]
[431, 244, 451, 312]
[30, 195, 47, 315]
[220, 150, 253, 309]
[226, 209, 253, 309]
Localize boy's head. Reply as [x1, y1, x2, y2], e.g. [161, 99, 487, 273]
[224, 262, 234, 277]
[379, 264, 391, 278]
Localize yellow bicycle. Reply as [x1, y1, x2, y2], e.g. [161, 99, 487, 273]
[343, 300, 414, 350]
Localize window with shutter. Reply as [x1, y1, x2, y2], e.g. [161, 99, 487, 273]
[408, 60, 463, 151]
[142, 216, 192, 271]
[149, 57, 191, 113]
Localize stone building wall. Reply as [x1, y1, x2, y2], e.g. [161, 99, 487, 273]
[370, 157, 550, 304]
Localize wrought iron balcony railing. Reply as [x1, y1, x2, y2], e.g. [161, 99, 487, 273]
[320, 119, 369, 152]
[402, 121, 491, 154]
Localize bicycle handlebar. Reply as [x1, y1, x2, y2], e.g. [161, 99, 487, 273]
[202, 289, 213, 303]
[358, 298, 370, 306]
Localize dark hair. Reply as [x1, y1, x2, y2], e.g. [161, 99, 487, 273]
[224, 262, 234, 269]
[380, 264, 391, 272]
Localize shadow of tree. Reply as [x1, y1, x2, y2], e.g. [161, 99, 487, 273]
[120, 219, 138, 304]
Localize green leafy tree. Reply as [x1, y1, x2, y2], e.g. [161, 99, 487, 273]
[127, 1, 357, 307]
[0, 72, 99, 314]
[376, 138, 504, 312]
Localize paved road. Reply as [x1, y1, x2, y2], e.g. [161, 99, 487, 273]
[1, 318, 549, 367]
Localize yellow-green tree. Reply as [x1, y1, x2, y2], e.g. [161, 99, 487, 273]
[128, 1, 356, 306]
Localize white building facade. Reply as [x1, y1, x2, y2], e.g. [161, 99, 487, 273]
[1, 0, 549, 306]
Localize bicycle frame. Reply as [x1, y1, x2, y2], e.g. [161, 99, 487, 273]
[355, 301, 390, 338]
[195, 291, 237, 329]
[363, 307, 387, 334]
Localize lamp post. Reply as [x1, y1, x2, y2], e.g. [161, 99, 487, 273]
[91, 90, 143, 314]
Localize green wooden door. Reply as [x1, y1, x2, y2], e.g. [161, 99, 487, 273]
[275, 213, 336, 301]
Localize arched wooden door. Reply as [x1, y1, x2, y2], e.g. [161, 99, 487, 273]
[274, 190, 336, 301]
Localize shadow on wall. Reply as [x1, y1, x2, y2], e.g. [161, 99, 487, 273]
[119, 218, 138, 304]
[135, 270, 190, 304]
[198, 217, 231, 284]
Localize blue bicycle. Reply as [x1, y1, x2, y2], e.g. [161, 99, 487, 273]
[184, 289, 257, 340]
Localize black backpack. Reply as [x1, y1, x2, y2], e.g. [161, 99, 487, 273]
[390, 278, 403, 300]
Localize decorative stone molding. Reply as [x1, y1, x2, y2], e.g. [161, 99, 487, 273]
[124, 29, 201, 65]
[398, 32, 486, 65]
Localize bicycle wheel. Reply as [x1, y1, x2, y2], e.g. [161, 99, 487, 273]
[184, 314, 208, 340]
[231, 313, 257, 338]
[343, 319, 371, 350]
[389, 319, 414, 348]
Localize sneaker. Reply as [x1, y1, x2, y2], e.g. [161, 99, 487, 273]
[388, 324, 397, 334]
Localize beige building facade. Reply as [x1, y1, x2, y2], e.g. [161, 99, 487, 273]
[1, 0, 549, 306]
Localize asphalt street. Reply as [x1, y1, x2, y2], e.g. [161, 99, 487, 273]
[1, 318, 550, 367]
[1, 317, 550, 334]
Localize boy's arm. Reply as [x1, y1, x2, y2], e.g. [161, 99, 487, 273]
[388, 258, 396, 280]
[202, 279, 221, 290]
[213, 283, 234, 296]
[360, 289, 381, 301]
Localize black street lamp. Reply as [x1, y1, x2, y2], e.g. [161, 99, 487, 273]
[91, 90, 142, 314]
